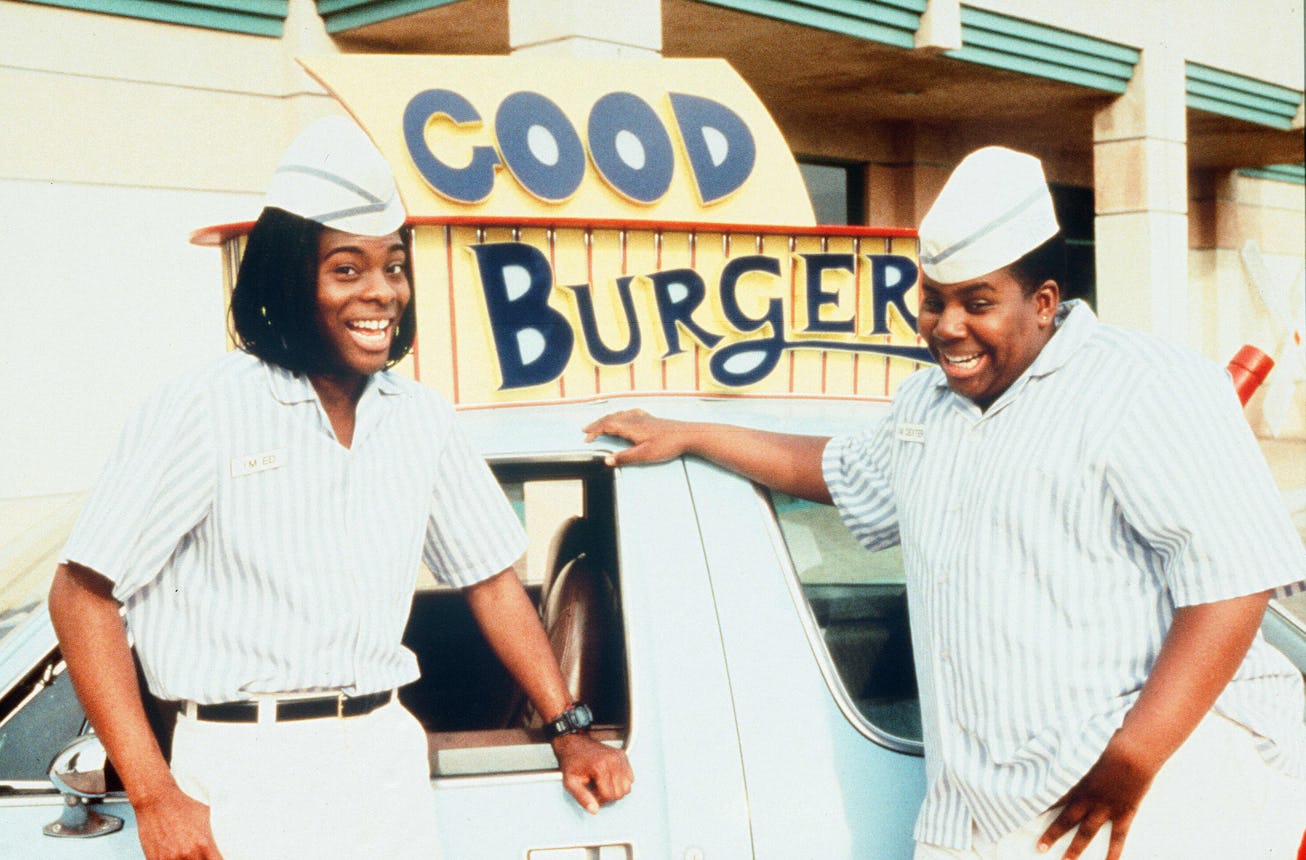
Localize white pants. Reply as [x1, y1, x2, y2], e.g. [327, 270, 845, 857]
[915, 713, 1306, 860]
[170, 699, 441, 859]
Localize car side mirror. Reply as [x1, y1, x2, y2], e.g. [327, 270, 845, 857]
[43, 734, 124, 839]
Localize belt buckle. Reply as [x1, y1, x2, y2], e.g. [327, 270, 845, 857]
[336, 692, 347, 719]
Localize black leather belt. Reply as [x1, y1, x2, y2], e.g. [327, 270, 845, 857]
[179, 690, 395, 723]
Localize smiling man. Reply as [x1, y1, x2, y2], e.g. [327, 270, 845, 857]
[584, 147, 1306, 860]
[50, 117, 632, 860]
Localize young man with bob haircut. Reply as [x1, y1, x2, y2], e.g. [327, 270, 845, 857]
[50, 116, 633, 860]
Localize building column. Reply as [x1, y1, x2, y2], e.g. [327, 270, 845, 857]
[509, 0, 661, 58]
[915, 0, 961, 52]
[1092, 47, 1189, 343]
[280, 0, 341, 136]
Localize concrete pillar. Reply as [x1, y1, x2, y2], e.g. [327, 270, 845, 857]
[281, 0, 341, 136]
[915, 0, 962, 52]
[509, 0, 661, 58]
[1092, 47, 1190, 344]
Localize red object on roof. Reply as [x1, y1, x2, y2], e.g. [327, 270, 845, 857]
[1227, 344, 1275, 406]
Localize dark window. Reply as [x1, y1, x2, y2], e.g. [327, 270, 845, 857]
[1049, 183, 1096, 306]
[799, 159, 866, 225]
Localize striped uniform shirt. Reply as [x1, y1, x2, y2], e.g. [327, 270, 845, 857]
[62, 350, 526, 703]
[823, 300, 1306, 849]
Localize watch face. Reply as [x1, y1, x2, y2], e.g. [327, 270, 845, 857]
[550, 703, 594, 736]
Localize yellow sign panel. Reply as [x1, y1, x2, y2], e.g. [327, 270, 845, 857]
[406, 221, 927, 406]
[299, 55, 816, 227]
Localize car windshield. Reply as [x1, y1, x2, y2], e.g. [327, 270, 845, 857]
[0, 493, 84, 648]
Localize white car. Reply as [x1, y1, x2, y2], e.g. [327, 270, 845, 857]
[3, 389, 1304, 858]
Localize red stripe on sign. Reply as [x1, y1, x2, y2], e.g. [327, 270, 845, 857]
[552, 228, 567, 400]
[410, 237, 423, 384]
[586, 229, 600, 395]
[444, 225, 459, 404]
[405, 214, 918, 241]
[190, 216, 919, 248]
[656, 230, 668, 391]
[623, 229, 635, 391]
[691, 231, 700, 391]
[787, 234, 797, 393]
[820, 234, 829, 395]
[852, 236, 861, 396]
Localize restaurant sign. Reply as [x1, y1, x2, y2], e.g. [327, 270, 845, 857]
[199, 56, 930, 405]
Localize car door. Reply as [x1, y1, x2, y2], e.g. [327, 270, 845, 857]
[420, 454, 754, 859]
[685, 459, 926, 859]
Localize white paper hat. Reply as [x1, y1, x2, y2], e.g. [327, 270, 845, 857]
[918, 146, 1059, 284]
[263, 115, 406, 236]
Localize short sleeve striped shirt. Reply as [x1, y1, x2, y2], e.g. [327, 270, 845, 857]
[62, 350, 527, 703]
[823, 301, 1306, 849]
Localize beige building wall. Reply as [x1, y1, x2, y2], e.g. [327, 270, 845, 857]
[1, 0, 350, 500]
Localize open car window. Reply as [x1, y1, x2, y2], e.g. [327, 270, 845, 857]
[402, 454, 629, 777]
[770, 491, 921, 751]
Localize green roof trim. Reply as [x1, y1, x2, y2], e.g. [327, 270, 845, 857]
[690, 0, 926, 50]
[948, 6, 1139, 94]
[1186, 63, 1302, 130]
[317, 0, 463, 33]
[1238, 164, 1306, 185]
[22, 0, 287, 36]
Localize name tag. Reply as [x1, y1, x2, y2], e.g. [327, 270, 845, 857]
[896, 423, 926, 444]
[230, 448, 287, 478]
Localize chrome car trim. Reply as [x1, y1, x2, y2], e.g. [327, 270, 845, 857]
[483, 450, 616, 467]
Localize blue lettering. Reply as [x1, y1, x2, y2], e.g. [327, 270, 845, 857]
[566, 277, 643, 365]
[587, 92, 675, 205]
[800, 254, 856, 334]
[645, 269, 723, 356]
[470, 243, 574, 389]
[494, 92, 586, 203]
[711, 255, 785, 386]
[667, 93, 756, 206]
[868, 254, 919, 335]
[468, 244, 928, 392]
[403, 89, 501, 204]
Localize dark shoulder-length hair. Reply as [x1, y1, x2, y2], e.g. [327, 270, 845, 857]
[228, 206, 417, 375]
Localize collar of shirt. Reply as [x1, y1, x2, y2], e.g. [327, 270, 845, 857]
[261, 358, 408, 447]
[930, 299, 1098, 416]
[261, 359, 406, 405]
